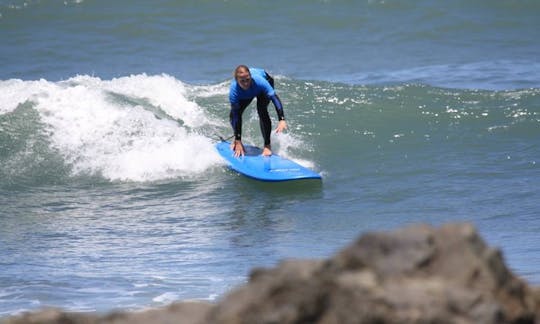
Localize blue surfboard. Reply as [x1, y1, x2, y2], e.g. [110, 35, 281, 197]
[216, 141, 322, 182]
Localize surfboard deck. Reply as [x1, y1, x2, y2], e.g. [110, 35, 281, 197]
[216, 141, 322, 182]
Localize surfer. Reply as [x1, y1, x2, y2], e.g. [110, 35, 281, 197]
[229, 65, 287, 157]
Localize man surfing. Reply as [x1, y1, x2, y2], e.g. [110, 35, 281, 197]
[229, 65, 287, 157]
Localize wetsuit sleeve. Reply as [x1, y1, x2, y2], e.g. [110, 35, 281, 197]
[229, 83, 243, 140]
[270, 94, 285, 121]
[230, 103, 242, 140]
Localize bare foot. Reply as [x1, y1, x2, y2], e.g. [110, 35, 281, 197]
[262, 145, 272, 156]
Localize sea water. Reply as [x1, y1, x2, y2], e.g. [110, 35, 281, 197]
[1, 0, 539, 316]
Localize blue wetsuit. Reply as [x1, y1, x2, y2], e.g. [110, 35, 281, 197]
[229, 68, 285, 146]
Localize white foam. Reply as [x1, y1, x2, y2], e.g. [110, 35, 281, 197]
[1, 78, 52, 114]
[188, 81, 230, 98]
[1, 74, 223, 182]
[271, 132, 317, 170]
[152, 291, 180, 304]
[71, 74, 211, 128]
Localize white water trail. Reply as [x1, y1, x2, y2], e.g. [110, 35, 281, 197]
[1, 74, 223, 182]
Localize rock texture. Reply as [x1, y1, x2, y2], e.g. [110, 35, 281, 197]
[4, 223, 540, 324]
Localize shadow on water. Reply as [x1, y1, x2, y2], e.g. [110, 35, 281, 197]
[215, 170, 324, 221]
[235, 176, 324, 196]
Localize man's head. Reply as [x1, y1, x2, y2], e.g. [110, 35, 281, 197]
[234, 65, 252, 90]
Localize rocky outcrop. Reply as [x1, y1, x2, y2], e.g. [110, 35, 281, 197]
[4, 223, 540, 324]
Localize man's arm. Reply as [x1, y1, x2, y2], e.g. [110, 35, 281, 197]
[270, 94, 285, 121]
[230, 103, 242, 141]
[269, 94, 287, 133]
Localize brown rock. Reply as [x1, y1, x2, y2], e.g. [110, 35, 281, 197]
[203, 223, 538, 323]
[2, 301, 211, 324]
[4, 223, 540, 324]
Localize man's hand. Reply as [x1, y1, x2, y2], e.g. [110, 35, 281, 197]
[232, 140, 245, 157]
[275, 120, 287, 133]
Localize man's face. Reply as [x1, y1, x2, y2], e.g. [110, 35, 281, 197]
[236, 70, 252, 90]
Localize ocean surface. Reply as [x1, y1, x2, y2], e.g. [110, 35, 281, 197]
[1, 0, 539, 317]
